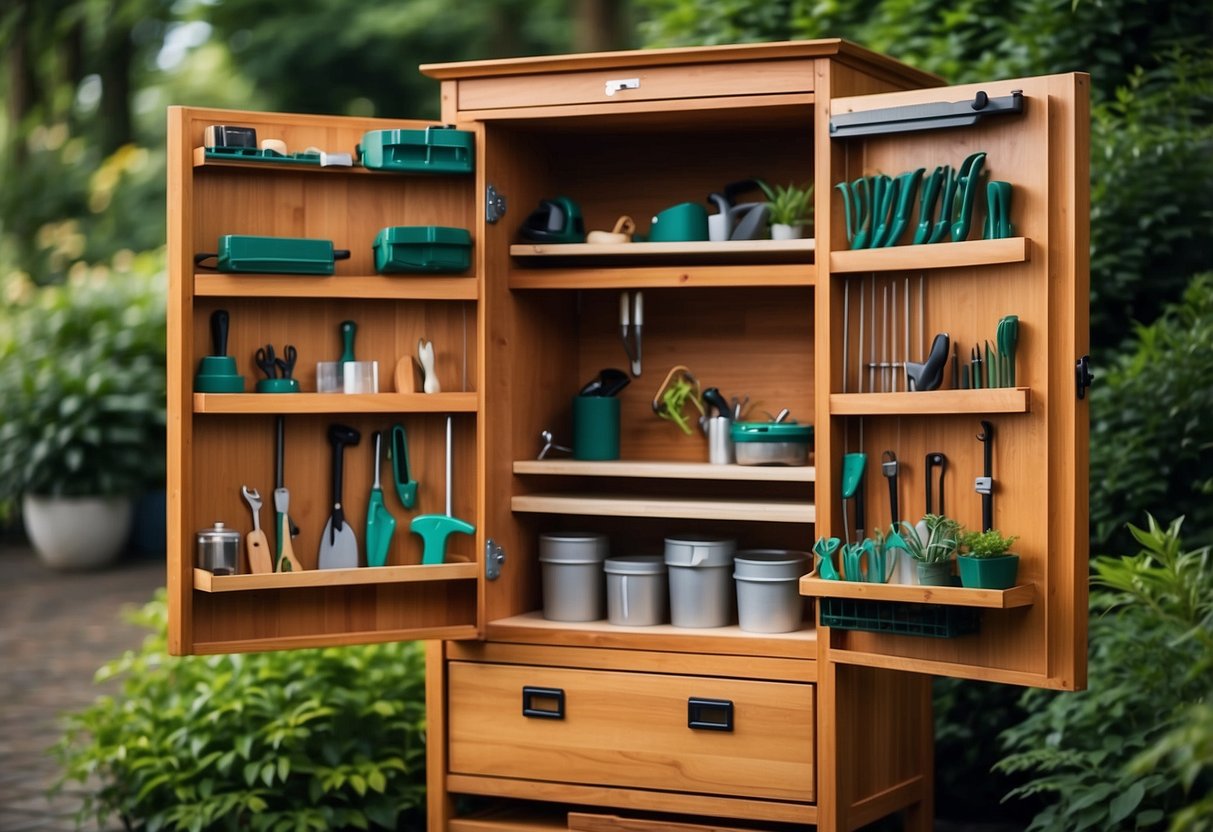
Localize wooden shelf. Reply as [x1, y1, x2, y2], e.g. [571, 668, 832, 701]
[193, 146, 376, 174]
[511, 238, 814, 260]
[508, 263, 812, 290]
[799, 576, 1035, 609]
[194, 273, 477, 300]
[829, 387, 1029, 415]
[511, 493, 815, 524]
[513, 459, 815, 482]
[830, 237, 1029, 274]
[193, 391, 478, 414]
[488, 611, 816, 660]
[193, 562, 478, 592]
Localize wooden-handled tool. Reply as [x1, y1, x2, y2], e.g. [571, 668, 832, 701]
[241, 485, 273, 573]
[273, 416, 302, 571]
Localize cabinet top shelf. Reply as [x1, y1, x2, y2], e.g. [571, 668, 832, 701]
[830, 388, 1030, 416]
[194, 273, 478, 301]
[830, 237, 1028, 274]
[513, 459, 815, 482]
[194, 392, 478, 415]
[512, 493, 815, 524]
[511, 239, 814, 262]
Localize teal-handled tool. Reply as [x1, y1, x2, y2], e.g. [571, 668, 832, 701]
[868, 529, 907, 583]
[365, 431, 397, 567]
[390, 423, 418, 508]
[841, 452, 868, 546]
[869, 175, 895, 249]
[984, 180, 1013, 239]
[339, 320, 356, 363]
[881, 167, 925, 247]
[929, 165, 959, 243]
[998, 314, 1019, 387]
[842, 539, 877, 581]
[949, 151, 988, 242]
[814, 537, 842, 581]
[410, 415, 475, 565]
[913, 166, 945, 244]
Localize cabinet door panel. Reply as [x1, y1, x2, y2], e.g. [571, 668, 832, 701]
[167, 107, 484, 655]
[813, 74, 1089, 689]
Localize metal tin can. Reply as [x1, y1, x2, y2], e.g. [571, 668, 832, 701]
[196, 522, 240, 575]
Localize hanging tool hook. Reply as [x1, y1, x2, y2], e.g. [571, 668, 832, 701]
[925, 452, 947, 516]
[881, 450, 900, 525]
[976, 420, 995, 531]
[537, 429, 572, 460]
[620, 291, 643, 377]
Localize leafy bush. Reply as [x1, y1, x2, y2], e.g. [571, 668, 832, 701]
[0, 260, 166, 519]
[996, 516, 1213, 830]
[53, 593, 428, 831]
[1090, 273, 1213, 552]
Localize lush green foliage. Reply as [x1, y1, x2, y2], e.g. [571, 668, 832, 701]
[899, 514, 961, 563]
[759, 180, 813, 226]
[959, 529, 1018, 558]
[997, 516, 1213, 831]
[1090, 273, 1213, 552]
[0, 260, 166, 515]
[53, 593, 428, 831]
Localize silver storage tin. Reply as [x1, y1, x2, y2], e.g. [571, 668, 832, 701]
[604, 555, 668, 626]
[733, 549, 810, 633]
[663, 534, 736, 628]
[539, 532, 609, 621]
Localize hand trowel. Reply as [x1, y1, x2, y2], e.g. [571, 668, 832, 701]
[318, 423, 361, 569]
[410, 415, 474, 565]
[365, 431, 397, 567]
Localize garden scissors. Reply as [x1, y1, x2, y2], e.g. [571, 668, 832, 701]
[814, 537, 842, 581]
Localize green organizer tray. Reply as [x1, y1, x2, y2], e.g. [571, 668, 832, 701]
[819, 597, 981, 638]
[373, 226, 471, 274]
[197, 236, 350, 275]
[357, 127, 474, 174]
[203, 146, 325, 166]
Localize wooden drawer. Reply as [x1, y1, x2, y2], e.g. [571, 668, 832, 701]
[454, 60, 814, 112]
[447, 662, 814, 802]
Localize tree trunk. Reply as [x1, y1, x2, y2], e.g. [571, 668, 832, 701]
[573, 0, 629, 52]
[5, 2, 38, 164]
[98, 24, 133, 153]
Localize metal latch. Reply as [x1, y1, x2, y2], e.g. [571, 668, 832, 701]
[1075, 355, 1095, 400]
[605, 77, 640, 97]
[486, 184, 507, 224]
[485, 538, 505, 580]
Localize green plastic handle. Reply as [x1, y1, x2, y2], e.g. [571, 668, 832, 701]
[914, 166, 945, 244]
[949, 151, 988, 242]
[339, 320, 356, 363]
[814, 537, 841, 581]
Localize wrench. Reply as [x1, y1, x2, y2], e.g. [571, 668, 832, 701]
[241, 485, 273, 574]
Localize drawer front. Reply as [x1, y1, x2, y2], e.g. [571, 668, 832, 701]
[447, 662, 814, 802]
[455, 60, 814, 112]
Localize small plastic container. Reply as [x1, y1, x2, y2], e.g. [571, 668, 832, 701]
[731, 421, 814, 466]
[357, 127, 475, 174]
[733, 549, 810, 633]
[539, 532, 609, 621]
[373, 226, 472, 274]
[604, 556, 668, 626]
[664, 534, 736, 628]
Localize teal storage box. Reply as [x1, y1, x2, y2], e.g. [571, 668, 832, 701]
[197, 236, 350, 275]
[358, 127, 474, 174]
[373, 226, 472, 274]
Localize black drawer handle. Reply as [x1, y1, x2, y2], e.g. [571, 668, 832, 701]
[522, 686, 565, 719]
[688, 697, 734, 732]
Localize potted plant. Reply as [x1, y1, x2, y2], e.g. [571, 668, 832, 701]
[0, 269, 166, 569]
[899, 514, 961, 586]
[958, 529, 1021, 589]
[760, 181, 814, 239]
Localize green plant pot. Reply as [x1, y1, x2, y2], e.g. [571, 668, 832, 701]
[957, 554, 1020, 589]
[916, 560, 954, 586]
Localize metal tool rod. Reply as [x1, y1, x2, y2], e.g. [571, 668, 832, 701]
[918, 274, 925, 358]
[891, 279, 898, 392]
[858, 276, 865, 393]
[904, 276, 910, 389]
[445, 415, 453, 517]
[843, 280, 850, 393]
[881, 282, 889, 392]
[868, 275, 877, 393]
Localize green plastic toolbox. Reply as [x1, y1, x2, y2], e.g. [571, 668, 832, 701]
[357, 126, 474, 174]
[373, 226, 472, 274]
[195, 236, 350, 275]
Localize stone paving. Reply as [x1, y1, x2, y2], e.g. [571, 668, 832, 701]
[0, 545, 164, 832]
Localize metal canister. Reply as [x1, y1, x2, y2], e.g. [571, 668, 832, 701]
[196, 522, 240, 575]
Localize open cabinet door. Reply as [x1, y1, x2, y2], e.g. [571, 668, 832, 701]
[166, 107, 485, 655]
[807, 74, 1090, 690]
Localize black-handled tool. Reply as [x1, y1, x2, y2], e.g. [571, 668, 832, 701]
[925, 452, 947, 515]
[703, 387, 731, 418]
[211, 309, 230, 357]
[906, 332, 950, 391]
[881, 451, 900, 524]
[976, 421, 995, 531]
[318, 424, 361, 570]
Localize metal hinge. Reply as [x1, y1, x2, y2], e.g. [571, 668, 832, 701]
[485, 538, 506, 580]
[486, 184, 507, 224]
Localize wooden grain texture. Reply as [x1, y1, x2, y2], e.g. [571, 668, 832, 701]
[446, 639, 815, 681]
[445, 775, 817, 826]
[426, 641, 455, 832]
[511, 494, 815, 524]
[829, 237, 1028, 273]
[829, 388, 1029, 415]
[568, 812, 773, 832]
[447, 662, 814, 801]
[508, 264, 812, 290]
[481, 612, 816, 663]
[512, 460, 815, 482]
[193, 392, 478, 414]
[799, 576, 1035, 608]
[193, 563, 477, 592]
[509, 239, 814, 258]
[194, 273, 477, 300]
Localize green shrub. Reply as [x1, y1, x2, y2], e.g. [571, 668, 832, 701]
[0, 260, 167, 519]
[52, 593, 427, 831]
[996, 516, 1213, 830]
[1090, 273, 1213, 552]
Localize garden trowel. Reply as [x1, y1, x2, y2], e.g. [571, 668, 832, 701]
[410, 415, 474, 565]
[365, 431, 396, 567]
[318, 423, 361, 569]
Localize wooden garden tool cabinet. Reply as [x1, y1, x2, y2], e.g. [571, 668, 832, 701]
[166, 40, 1089, 832]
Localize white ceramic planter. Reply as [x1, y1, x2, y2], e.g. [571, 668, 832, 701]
[23, 494, 134, 570]
[771, 223, 807, 240]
